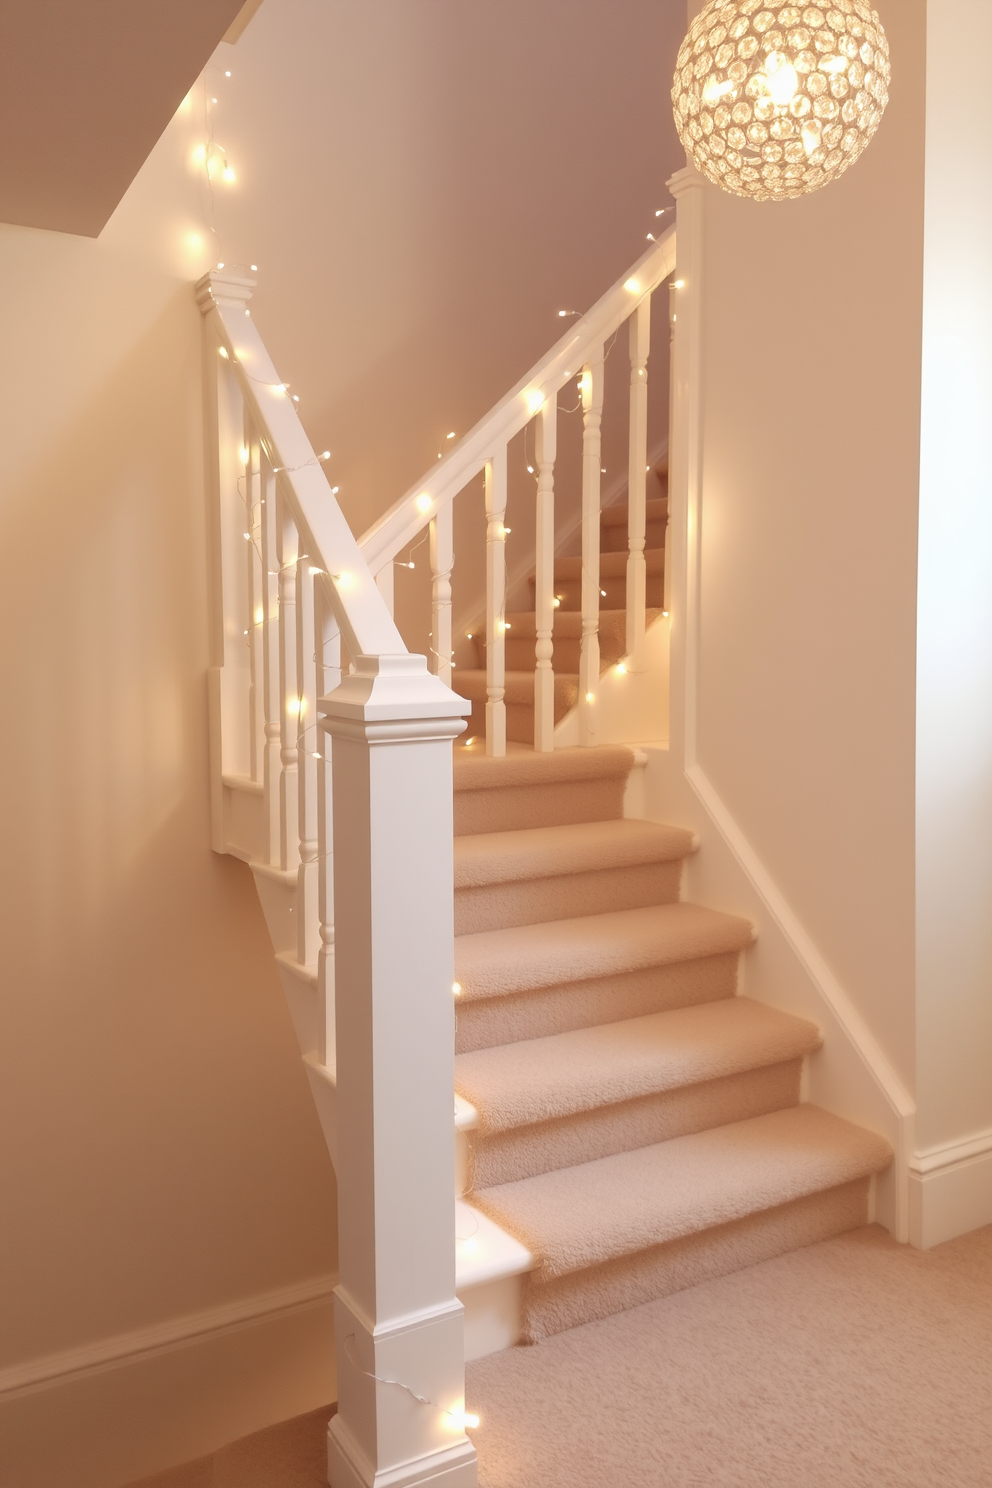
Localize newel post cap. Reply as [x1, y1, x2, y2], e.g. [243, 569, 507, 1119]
[318, 653, 470, 738]
[195, 270, 257, 315]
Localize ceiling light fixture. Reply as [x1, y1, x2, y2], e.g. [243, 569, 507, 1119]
[672, 1, 890, 201]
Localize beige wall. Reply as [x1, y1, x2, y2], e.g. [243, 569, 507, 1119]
[916, 0, 992, 1153]
[0, 223, 335, 1486]
[689, 1, 926, 1096]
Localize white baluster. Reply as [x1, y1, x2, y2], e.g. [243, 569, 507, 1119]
[485, 446, 508, 756]
[295, 556, 319, 970]
[430, 498, 454, 687]
[259, 449, 281, 863]
[579, 352, 604, 746]
[315, 580, 340, 1066]
[277, 493, 300, 873]
[245, 420, 264, 784]
[533, 399, 557, 751]
[626, 299, 651, 673]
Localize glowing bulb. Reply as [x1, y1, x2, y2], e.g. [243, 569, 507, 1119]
[292, 394, 300, 402]
[254, 605, 264, 624]
[655, 208, 666, 217]
[217, 261, 225, 269]
[218, 346, 229, 359]
[624, 278, 641, 293]
[222, 164, 236, 183]
[558, 310, 567, 317]
[466, 633, 473, 640]
[615, 663, 628, 675]
[503, 526, 511, 535]
[585, 692, 595, 704]
[452, 982, 462, 996]
[527, 465, 535, 474]
[415, 492, 433, 514]
[330, 486, 340, 495]
[673, 279, 685, 289]
[446, 431, 456, 440]
[309, 566, 325, 576]
[764, 53, 799, 107]
[243, 532, 251, 541]
[662, 609, 669, 618]
[239, 445, 249, 464]
[553, 597, 561, 608]
[286, 697, 302, 716]
[319, 450, 331, 461]
[526, 389, 545, 414]
[274, 383, 287, 395]
[192, 143, 207, 165]
[250, 264, 258, 271]
[224, 69, 231, 77]
[336, 571, 353, 589]
[312, 751, 322, 759]
[448, 1410, 480, 1432]
[600, 589, 607, 597]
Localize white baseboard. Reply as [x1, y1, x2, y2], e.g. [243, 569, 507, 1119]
[908, 1129, 992, 1249]
[0, 1275, 336, 1488]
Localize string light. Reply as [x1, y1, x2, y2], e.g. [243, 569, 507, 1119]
[416, 493, 433, 514]
[452, 982, 462, 996]
[343, 1337, 479, 1436]
[624, 278, 641, 293]
[218, 346, 229, 359]
[615, 663, 628, 675]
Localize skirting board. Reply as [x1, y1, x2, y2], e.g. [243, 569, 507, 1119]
[908, 1129, 992, 1250]
[0, 1275, 336, 1488]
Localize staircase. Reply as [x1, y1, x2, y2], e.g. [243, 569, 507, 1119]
[451, 746, 891, 1344]
[197, 219, 898, 1488]
[456, 471, 669, 743]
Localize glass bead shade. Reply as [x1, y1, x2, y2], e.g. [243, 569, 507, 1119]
[672, 1, 890, 201]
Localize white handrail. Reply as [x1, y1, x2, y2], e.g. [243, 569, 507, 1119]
[196, 273, 404, 664]
[358, 228, 677, 573]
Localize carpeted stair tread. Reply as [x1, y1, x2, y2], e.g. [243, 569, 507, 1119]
[554, 548, 665, 581]
[454, 902, 755, 1002]
[453, 744, 634, 794]
[453, 818, 695, 891]
[600, 496, 668, 528]
[454, 998, 821, 1135]
[455, 670, 578, 708]
[472, 1105, 893, 1280]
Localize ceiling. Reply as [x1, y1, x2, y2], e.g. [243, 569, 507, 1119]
[0, 0, 257, 236]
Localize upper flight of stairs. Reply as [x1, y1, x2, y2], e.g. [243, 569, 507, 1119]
[457, 469, 668, 743]
[452, 745, 893, 1345]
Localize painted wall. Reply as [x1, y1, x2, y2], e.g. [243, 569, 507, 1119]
[686, 0, 925, 1098]
[916, 0, 992, 1156]
[0, 2, 689, 1483]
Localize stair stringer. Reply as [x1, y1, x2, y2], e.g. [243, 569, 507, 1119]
[638, 751, 916, 1243]
[542, 608, 914, 1242]
[217, 778, 535, 1361]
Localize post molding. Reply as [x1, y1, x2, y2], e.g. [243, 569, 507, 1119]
[320, 656, 473, 1488]
[195, 270, 256, 314]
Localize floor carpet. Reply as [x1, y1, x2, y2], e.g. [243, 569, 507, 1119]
[130, 1223, 991, 1488]
[466, 1223, 992, 1488]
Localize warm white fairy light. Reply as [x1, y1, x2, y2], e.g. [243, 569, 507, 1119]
[672, 0, 890, 202]
[415, 492, 433, 514]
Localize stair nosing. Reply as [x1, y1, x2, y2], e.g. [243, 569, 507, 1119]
[453, 818, 695, 890]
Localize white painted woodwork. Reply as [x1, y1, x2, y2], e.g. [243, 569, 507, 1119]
[533, 399, 557, 751]
[320, 656, 474, 1488]
[316, 583, 341, 1068]
[485, 448, 508, 757]
[259, 448, 282, 864]
[626, 299, 651, 674]
[295, 549, 319, 969]
[579, 352, 604, 746]
[246, 424, 265, 786]
[430, 499, 454, 687]
[277, 494, 301, 873]
[359, 230, 676, 580]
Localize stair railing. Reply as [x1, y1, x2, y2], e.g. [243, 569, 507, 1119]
[197, 272, 476, 1488]
[359, 225, 676, 753]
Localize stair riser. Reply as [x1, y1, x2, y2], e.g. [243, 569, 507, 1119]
[454, 776, 627, 837]
[554, 575, 665, 612]
[519, 1177, 870, 1342]
[455, 951, 740, 1052]
[468, 1059, 802, 1189]
[599, 519, 668, 555]
[454, 860, 683, 936]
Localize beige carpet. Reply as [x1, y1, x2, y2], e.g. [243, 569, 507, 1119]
[466, 1223, 992, 1488]
[130, 1224, 991, 1488]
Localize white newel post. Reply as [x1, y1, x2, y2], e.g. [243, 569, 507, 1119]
[626, 300, 651, 673]
[321, 654, 475, 1488]
[579, 352, 604, 746]
[666, 166, 706, 777]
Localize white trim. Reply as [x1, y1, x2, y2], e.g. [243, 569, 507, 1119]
[0, 1273, 336, 1401]
[910, 1126, 992, 1176]
[686, 760, 916, 1241]
[908, 1128, 992, 1249]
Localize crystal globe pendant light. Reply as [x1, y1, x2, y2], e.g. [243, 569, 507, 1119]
[672, 1, 890, 201]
